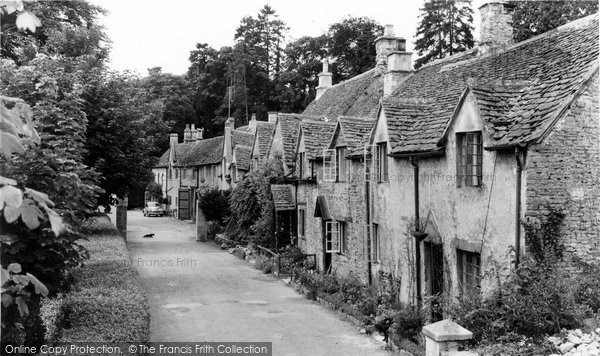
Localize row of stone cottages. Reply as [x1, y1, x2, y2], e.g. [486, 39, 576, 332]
[153, 3, 599, 304]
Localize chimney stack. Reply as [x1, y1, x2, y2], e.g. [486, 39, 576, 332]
[268, 112, 278, 124]
[249, 113, 257, 132]
[196, 128, 204, 142]
[183, 124, 191, 143]
[169, 133, 178, 148]
[190, 124, 197, 141]
[375, 24, 403, 73]
[384, 39, 412, 96]
[479, 1, 515, 56]
[316, 59, 333, 100]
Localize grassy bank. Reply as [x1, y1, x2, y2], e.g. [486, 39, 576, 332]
[42, 215, 150, 343]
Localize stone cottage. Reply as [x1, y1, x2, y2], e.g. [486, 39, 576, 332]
[366, 4, 599, 305]
[221, 117, 254, 189]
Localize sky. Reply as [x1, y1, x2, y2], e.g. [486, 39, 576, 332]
[90, 0, 427, 76]
[91, 0, 486, 76]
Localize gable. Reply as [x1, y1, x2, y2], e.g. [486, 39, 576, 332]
[454, 93, 483, 133]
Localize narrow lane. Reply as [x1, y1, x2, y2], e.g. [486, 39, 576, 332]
[125, 210, 391, 356]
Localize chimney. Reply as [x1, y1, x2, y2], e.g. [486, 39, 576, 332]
[316, 59, 333, 100]
[479, 1, 515, 56]
[169, 133, 178, 148]
[190, 124, 197, 141]
[268, 112, 278, 124]
[183, 124, 191, 143]
[196, 128, 204, 142]
[375, 24, 403, 73]
[224, 117, 235, 169]
[384, 39, 412, 96]
[249, 113, 257, 132]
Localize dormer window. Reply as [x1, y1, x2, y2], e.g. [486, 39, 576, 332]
[456, 131, 482, 187]
[297, 152, 306, 179]
[375, 142, 388, 182]
[336, 147, 346, 182]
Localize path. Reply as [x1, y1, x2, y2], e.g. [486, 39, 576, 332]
[124, 210, 392, 356]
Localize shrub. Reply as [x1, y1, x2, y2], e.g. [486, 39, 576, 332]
[391, 307, 425, 343]
[59, 235, 150, 343]
[78, 214, 118, 236]
[574, 262, 600, 314]
[197, 185, 230, 225]
[227, 159, 284, 245]
[40, 294, 67, 343]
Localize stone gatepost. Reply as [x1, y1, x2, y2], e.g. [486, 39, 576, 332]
[196, 199, 207, 242]
[116, 195, 128, 240]
[422, 319, 473, 356]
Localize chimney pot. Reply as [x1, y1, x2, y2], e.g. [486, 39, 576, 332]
[316, 59, 333, 99]
[196, 128, 204, 141]
[183, 124, 192, 142]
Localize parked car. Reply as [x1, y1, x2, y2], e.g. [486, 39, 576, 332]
[143, 202, 164, 217]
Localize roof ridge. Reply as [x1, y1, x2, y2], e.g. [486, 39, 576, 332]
[320, 67, 379, 92]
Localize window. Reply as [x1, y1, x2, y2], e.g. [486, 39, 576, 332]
[372, 223, 379, 262]
[375, 143, 388, 182]
[340, 222, 347, 254]
[457, 249, 481, 295]
[323, 149, 336, 182]
[298, 209, 306, 239]
[325, 221, 340, 253]
[457, 132, 483, 187]
[336, 147, 347, 182]
[231, 166, 237, 181]
[175, 168, 179, 179]
[168, 168, 172, 179]
[297, 152, 306, 179]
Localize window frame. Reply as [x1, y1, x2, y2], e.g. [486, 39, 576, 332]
[457, 249, 481, 295]
[375, 142, 388, 182]
[336, 147, 347, 182]
[297, 151, 306, 179]
[456, 131, 483, 188]
[298, 208, 306, 239]
[325, 221, 341, 253]
[322, 149, 336, 182]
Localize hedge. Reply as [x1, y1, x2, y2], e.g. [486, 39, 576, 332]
[54, 218, 150, 343]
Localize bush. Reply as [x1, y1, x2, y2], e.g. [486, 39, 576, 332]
[197, 185, 230, 224]
[58, 235, 150, 342]
[574, 262, 600, 314]
[227, 159, 284, 245]
[78, 215, 118, 236]
[40, 294, 67, 343]
[391, 307, 425, 343]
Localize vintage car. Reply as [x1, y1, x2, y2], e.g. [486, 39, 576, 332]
[143, 201, 164, 217]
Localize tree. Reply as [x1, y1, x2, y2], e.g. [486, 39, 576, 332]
[275, 35, 329, 112]
[84, 70, 168, 208]
[143, 67, 196, 149]
[328, 17, 384, 81]
[414, 0, 474, 69]
[187, 43, 232, 137]
[511, 1, 598, 42]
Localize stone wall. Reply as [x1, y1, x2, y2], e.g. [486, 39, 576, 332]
[297, 159, 371, 283]
[525, 74, 600, 266]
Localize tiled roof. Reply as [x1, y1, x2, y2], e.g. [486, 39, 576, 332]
[270, 184, 295, 211]
[385, 14, 599, 154]
[234, 145, 252, 171]
[236, 124, 255, 134]
[232, 129, 254, 148]
[254, 121, 276, 159]
[163, 142, 196, 167]
[272, 114, 323, 171]
[156, 149, 170, 168]
[299, 119, 337, 161]
[179, 136, 224, 167]
[303, 68, 383, 119]
[334, 116, 377, 158]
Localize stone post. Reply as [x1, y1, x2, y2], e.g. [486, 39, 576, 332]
[422, 319, 473, 356]
[196, 199, 208, 242]
[116, 195, 128, 240]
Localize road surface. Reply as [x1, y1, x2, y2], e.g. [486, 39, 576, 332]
[124, 210, 392, 356]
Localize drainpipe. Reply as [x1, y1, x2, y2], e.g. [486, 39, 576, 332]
[410, 157, 425, 307]
[514, 147, 526, 267]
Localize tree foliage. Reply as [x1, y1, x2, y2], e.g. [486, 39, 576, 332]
[511, 0, 598, 42]
[414, 0, 474, 69]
